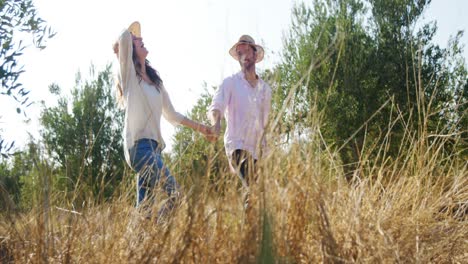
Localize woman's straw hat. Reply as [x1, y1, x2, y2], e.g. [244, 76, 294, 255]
[128, 21, 141, 38]
[113, 21, 141, 55]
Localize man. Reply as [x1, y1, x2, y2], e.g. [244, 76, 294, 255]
[208, 35, 272, 187]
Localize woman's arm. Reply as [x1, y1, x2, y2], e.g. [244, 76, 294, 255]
[160, 85, 186, 125]
[116, 30, 135, 96]
[161, 85, 212, 136]
[180, 117, 212, 135]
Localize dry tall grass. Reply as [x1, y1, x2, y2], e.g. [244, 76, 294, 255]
[1, 111, 466, 263]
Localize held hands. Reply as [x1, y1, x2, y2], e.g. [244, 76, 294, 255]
[198, 122, 220, 142]
[181, 117, 219, 142]
[206, 122, 221, 142]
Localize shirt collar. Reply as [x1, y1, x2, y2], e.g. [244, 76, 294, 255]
[237, 71, 262, 84]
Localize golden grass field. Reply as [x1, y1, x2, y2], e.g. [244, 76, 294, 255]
[1, 118, 466, 263]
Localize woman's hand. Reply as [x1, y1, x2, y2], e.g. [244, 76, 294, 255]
[180, 117, 219, 142]
[198, 124, 209, 135]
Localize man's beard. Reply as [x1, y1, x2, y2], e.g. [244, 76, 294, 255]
[241, 60, 255, 71]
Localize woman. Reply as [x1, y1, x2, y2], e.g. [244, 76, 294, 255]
[114, 21, 212, 219]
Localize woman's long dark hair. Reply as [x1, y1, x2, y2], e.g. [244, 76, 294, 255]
[132, 44, 162, 92]
[114, 41, 163, 107]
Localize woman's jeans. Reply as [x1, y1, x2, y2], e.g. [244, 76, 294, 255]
[129, 138, 179, 216]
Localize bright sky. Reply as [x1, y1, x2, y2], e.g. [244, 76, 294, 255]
[1, 0, 467, 153]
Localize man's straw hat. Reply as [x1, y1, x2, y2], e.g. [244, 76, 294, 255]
[229, 35, 264, 63]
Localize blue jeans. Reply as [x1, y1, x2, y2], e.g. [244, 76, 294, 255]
[129, 139, 179, 215]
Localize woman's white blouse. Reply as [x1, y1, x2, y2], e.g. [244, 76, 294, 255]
[117, 30, 184, 165]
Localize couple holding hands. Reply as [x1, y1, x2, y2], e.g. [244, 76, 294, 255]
[114, 21, 271, 218]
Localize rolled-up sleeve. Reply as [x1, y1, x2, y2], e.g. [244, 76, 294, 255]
[161, 85, 185, 126]
[209, 78, 230, 116]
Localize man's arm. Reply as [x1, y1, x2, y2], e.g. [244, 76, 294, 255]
[209, 109, 222, 136]
[207, 78, 230, 142]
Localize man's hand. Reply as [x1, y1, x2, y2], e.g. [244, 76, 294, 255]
[212, 122, 221, 136]
[205, 109, 222, 142]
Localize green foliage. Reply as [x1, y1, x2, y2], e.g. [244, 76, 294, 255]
[0, 0, 55, 156]
[39, 65, 125, 204]
[16, 142, 60, 210]
[272, 0, 467, 174]
[0, 159, 18, 211]
[0, 141, 43, 210]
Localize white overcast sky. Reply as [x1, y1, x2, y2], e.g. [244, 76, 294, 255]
[1, 0, 467, 153]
